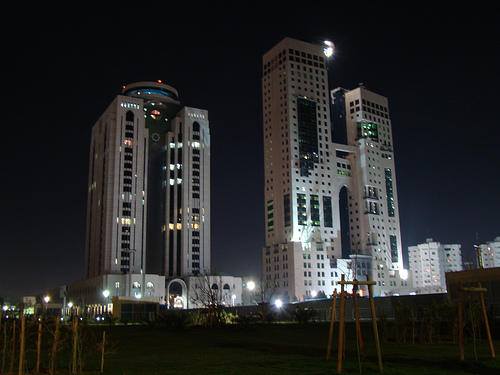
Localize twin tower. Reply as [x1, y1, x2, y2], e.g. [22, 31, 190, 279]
[81, 37, 406, 306]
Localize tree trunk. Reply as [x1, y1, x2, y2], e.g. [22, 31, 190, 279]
[50, 318, 60, 375]
[36, 319, 42, 373]
[100, 331, 106, 373]
[18, 316, 25, 375]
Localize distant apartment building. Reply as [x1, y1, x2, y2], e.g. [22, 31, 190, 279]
[409, 238, 462, 293]
[478, 237, 500, 268]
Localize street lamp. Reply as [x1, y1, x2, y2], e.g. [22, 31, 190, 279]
[102, 290, 110, 315]
[231, 294, 236, 306]
[43, 296, 50, 315]
[247, 281, 255, 291]
[67, 302, 73, 318]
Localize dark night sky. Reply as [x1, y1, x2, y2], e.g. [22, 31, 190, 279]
[2, 2, 499, 299]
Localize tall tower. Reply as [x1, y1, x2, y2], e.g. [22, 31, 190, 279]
[342, 86, 403, 272]
[84, 82, 210, 290]
[262, 38, 349, 302]
[262, 38, 407, 302]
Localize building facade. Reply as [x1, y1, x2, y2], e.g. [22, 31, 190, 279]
[409, 238, 462, 293]
[262, 38, 407, 302]
[83, 81, 210, 302]
[479, 237, 500, 268]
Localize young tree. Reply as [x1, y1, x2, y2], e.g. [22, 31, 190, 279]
[189, 273, 231, 326]
[250, 276, 278, 323]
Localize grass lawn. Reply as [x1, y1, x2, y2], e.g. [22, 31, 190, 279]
[77, 322, 500, 375]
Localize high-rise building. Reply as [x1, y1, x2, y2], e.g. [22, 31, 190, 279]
[83, 81, 210, 302]
[408, 238, 462, 293]
[478, 237, 500, 268]
[338, 85, 404, 274]
[262, 38, 407, 302]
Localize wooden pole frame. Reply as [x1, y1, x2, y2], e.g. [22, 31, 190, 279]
[18, 315, 25, 375]
[367, 275, 383, 373]
[326, 291, 338, 360]
[458, 282, 495, 360]
[337, 275, 346, 373]
[458, 282, 464, 361]
[352, 283, 364, 358]
[72, 317, 79, 374]
[329, 275, 383, 374]
[36, 318, 42, 373]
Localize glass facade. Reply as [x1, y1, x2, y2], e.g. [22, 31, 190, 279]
[297, 97, 318, 177]
[267, 200, 274, 231]
[297, 193, 307, 225]
[357, 121, 378, 142]
[385, 168, 395, 217]
[390, 234, 398, 262]
[283, 194, 291, 227]
[323, 196, 333, 227]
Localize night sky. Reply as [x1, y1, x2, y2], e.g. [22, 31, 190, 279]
[2, 3, 498, 299]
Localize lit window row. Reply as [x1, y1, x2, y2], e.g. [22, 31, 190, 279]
[120, 102, 140, 109]
[168, 223, 183, 230]
[169, 178, 182, 185]
[188, 113, 205, 119]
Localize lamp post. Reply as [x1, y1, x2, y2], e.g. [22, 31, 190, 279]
[245, 281, 255, 305]
[67, 302, 73, 319]
[102, 290, 110, 315]
[43, 296, 50, 315]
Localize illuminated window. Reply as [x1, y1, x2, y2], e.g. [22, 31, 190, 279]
[133, 282, 141, 289]
[150, 109, 161, 120]
[121, 218, 131, 225]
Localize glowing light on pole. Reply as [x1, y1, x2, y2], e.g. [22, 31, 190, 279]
[275, 299, 283, 309]
[102, 290, 111, 315]
[247, 281, 255, 291]
[323, 40, 335, 57]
